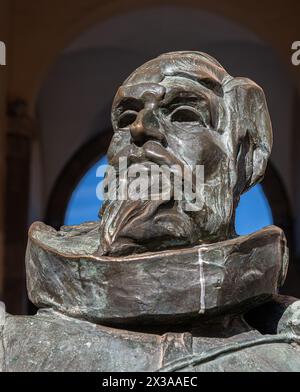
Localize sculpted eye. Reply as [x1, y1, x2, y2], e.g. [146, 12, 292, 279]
[118, 110, 137, 128]
[170, 106, 205, 125]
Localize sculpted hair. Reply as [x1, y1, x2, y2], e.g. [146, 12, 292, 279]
[224, 77, 273, 194]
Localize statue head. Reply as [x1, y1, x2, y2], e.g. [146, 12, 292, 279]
[99, 51, 272, 256]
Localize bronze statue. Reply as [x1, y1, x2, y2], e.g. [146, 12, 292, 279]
[99, 51, 272, 256]
[1, 51, 300, 372]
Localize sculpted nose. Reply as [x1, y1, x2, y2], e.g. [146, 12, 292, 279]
[130, 109, 167, 147]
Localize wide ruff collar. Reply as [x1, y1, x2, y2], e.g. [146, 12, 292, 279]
[26, 221, 288, 327]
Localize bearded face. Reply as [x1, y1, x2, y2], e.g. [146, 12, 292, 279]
[98, 52, 272, 256]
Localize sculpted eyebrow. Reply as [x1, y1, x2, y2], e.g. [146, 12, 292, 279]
[116, 97, 144, 113]
[171, 71, 223, 97]
[165, 94, 199, 108]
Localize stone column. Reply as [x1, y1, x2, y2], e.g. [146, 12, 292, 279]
[0, 0, 11, 299]
[0, 63, 7, 299]
[4, 100, 36, 314]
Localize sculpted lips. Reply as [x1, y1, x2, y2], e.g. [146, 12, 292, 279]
[109, 140, 197, 194]
[110, 140, 185, 169]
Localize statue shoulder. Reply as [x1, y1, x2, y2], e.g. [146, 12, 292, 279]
[0, 301, 5, 328]
[0, 301, 6, 372]
[278, 298, 300, 336]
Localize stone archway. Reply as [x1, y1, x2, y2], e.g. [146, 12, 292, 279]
[9, 0, 300, 113]
[46, 130, 112, 230]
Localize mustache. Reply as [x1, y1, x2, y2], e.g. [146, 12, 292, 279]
[110, 140, 185, 170]
[108, 140, 197, 193]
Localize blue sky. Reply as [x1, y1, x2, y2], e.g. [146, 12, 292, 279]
[64, 157, 273, 235]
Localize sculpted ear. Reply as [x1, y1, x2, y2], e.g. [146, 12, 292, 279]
[224, 77, 273, 193]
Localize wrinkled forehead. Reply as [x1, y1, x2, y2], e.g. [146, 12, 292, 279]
[122, 53, 229, 88]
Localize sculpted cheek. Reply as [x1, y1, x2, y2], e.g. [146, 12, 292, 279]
[197, 136, 227, 181]
[107, 131, 131, 161]
[167, 131, 227, 181]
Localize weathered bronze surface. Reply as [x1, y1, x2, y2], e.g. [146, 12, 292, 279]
[99, 51, 272, 256]
[1, 51, 300, 372]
